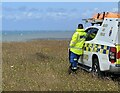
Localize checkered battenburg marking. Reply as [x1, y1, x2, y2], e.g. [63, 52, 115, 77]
[84, 43, 110, 54]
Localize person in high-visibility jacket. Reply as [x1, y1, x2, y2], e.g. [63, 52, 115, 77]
[68, 24, 87, 74]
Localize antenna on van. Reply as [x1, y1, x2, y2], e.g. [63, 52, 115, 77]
[97, 13, 100, 19]
[82, 12, 105, 26]
[102, 12, 105, 20]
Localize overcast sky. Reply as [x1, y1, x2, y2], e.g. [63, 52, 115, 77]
[2, 2, 118, 31]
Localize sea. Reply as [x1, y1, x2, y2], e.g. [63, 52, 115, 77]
[2, 31, 74, 42]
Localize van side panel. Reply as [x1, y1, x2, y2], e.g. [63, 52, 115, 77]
[96, 18, 118, 44]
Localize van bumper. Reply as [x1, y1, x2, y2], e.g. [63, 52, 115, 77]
[109, 64, 120, 73]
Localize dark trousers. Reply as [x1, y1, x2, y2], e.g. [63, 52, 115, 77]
[69, 50, 80, 69]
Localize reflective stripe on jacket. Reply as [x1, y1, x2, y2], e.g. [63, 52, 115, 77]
[70, 29, 87, 55]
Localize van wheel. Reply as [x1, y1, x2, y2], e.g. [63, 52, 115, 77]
[92, 58, 103, 78]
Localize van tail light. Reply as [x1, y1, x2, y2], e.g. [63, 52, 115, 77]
[109, 47, 116, 63]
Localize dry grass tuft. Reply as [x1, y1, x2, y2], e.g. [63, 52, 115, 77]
[2, 40, 119, 91]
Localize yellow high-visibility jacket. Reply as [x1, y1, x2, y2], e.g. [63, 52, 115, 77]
[70, 29, 87, 55]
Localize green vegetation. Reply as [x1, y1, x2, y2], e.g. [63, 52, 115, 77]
[2, 40, 119, 91]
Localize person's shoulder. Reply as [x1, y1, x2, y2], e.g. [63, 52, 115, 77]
[72, 32, 79, 37]
[73, 31, 78, 34]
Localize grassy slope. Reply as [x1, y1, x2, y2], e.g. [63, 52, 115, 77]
[2, 40, 118, 91]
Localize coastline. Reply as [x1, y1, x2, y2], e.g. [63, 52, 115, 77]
[2, 38, 71, 43]
[2, 31, 73, 43]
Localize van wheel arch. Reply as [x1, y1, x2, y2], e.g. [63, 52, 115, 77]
[92, 54, 104, 77]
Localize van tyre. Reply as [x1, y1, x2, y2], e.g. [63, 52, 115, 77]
[92, 58, 104, 78]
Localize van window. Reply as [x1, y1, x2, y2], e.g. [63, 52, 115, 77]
[85, 28, 98, 41]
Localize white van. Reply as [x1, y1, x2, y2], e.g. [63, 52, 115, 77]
[78, 15, 120, 76]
